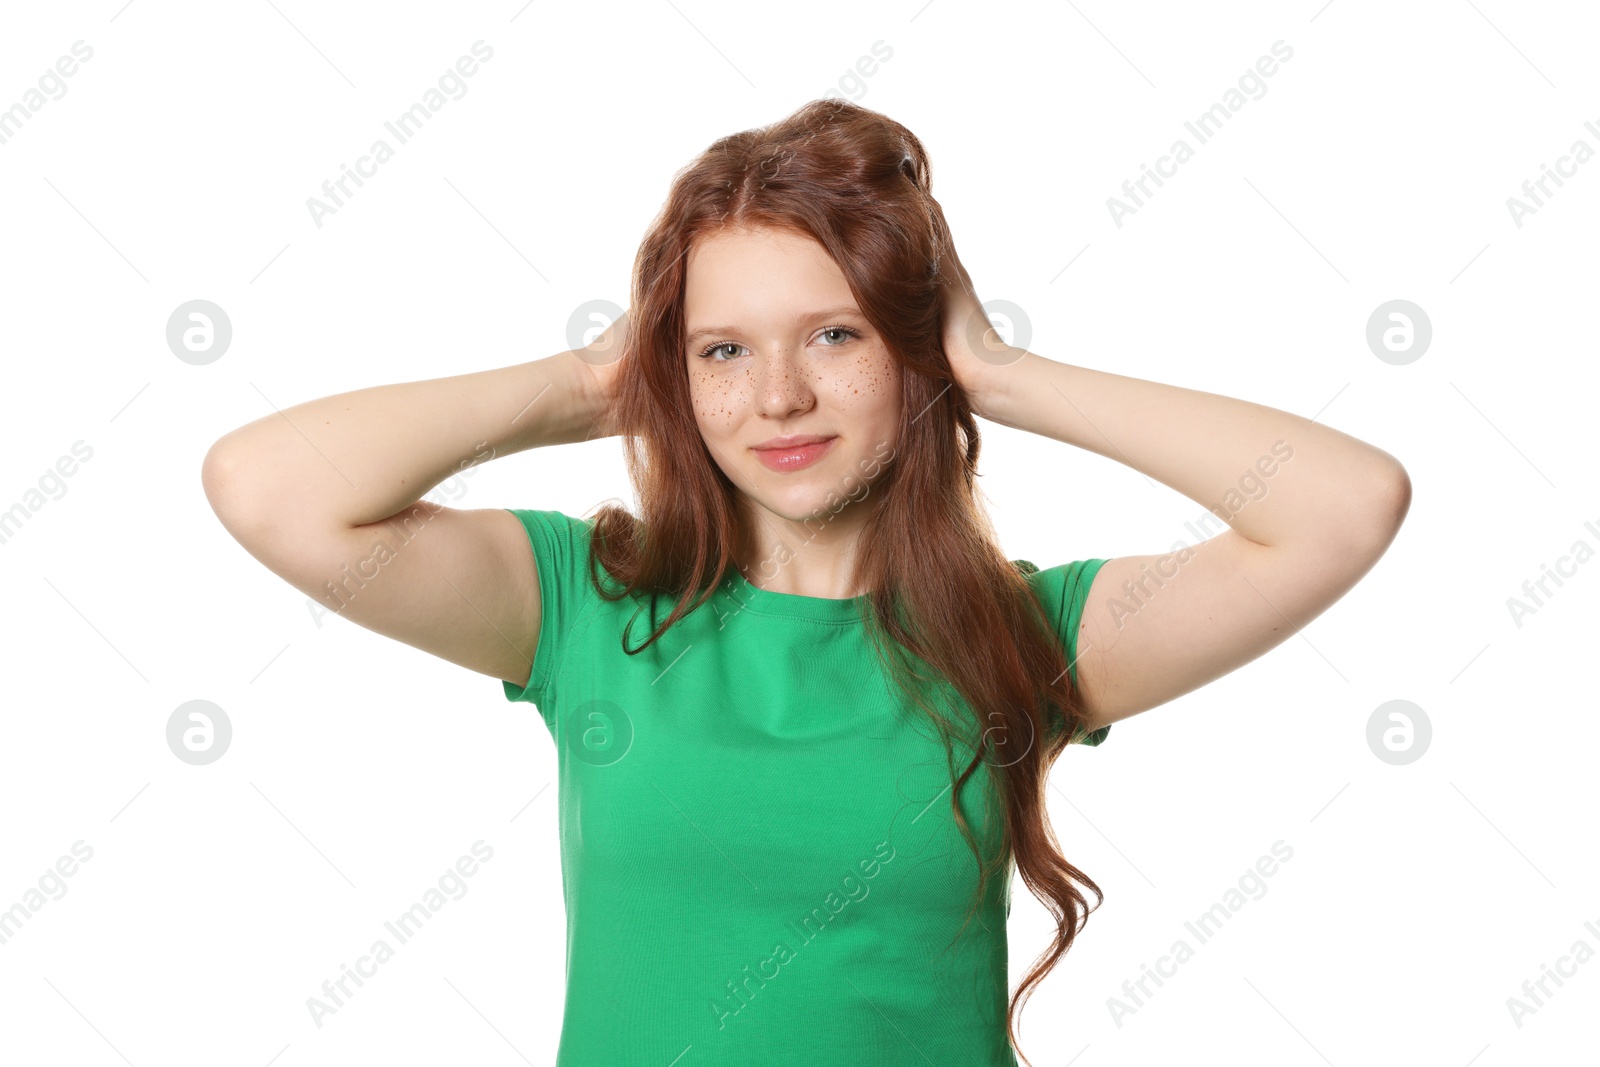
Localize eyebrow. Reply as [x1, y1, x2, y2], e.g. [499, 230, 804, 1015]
[684, 305, 866, 346]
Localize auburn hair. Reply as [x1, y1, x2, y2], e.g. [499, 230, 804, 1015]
[582, 97, 1102, 1065]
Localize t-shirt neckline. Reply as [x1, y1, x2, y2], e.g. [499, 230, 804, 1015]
[722, 564, 870, 622]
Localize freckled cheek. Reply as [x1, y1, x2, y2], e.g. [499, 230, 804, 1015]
[688, 369, 749, 431]
[831, 351, 897, 416]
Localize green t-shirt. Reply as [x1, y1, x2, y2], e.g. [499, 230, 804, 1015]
[499, 508, 1109, 1066]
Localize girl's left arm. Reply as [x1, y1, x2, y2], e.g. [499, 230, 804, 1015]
[972, 353, 1411, 731]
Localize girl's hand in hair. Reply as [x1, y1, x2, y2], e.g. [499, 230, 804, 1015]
[930, 201, 1017, 417]
[574, 309, 630, 438]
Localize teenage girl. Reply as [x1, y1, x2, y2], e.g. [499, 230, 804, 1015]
[203, 99, 1409, 1067]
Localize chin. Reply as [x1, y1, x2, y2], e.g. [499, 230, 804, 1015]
[755, 493, 830, 525]
[735, 473, 815, 515]
[749, 478, 866, 526]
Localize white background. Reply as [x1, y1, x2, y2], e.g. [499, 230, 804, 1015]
[1, 1, 1596, 1064]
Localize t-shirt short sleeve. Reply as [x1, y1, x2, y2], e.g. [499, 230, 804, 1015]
[1016, 556, 1112, 746]
[500, 508, 598, 714]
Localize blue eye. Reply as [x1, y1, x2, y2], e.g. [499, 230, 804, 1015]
[695, 325, 861, 361]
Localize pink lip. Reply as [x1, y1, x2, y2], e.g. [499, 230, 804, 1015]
[752, 436, 837, 472]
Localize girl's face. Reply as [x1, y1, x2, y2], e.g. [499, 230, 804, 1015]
[683, 225, 902, 526]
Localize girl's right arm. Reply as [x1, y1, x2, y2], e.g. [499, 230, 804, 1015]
[200, 336, 621, 690]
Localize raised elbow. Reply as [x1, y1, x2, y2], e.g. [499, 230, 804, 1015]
[201, 437, 240, 517]
[1348, 458, 1411, 558]
[201, 434, 272, 533]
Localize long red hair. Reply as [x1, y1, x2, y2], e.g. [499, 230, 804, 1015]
[585, 97, 1102, 1064]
